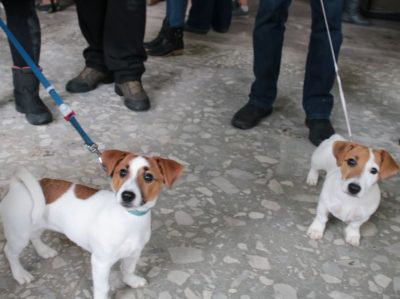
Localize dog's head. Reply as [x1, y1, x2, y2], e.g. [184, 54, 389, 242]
[101, 150, 183, 211]
[333, 141, 399, 198]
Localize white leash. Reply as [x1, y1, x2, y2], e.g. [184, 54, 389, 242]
[319, 0, 352, 138]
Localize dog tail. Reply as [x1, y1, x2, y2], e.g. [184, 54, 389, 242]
[15, 167, 45, 224]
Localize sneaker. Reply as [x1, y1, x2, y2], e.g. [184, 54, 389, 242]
[231, 103, 273, 130]
[305, 119, 335, 146]
[232, 6, 249, 17]
[66, 67, 114, 93]
[115, 81, 150, 111]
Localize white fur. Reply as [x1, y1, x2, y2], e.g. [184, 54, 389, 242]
[306, 134, 381, 246]
[0, 158, 156, 299]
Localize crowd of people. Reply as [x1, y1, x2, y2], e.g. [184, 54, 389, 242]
[1, 0, 372, 146]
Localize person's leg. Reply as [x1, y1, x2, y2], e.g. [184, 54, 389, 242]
[232, 0, 291, 130]
[343, 0, 371, 26]
[105, 0, 150, 111]
[211, 0, 232, 33]
[185, 0, 213, 34]
[250, 0, 291, 110]
[303, 0, 343, 145]
[147, 0, 188, 56]
[66, 0, 113, 93]
[3, 0, 40, 67]
[75, 0, 108, 72]
[168, 0, 188, 28]
[104, 0, 146, 83]
[3, 0, 52, 125]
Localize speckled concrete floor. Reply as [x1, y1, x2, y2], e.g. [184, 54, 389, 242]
[0, 2, 400, 299]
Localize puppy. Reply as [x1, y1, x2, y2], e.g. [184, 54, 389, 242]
[0, 150, 183, 299]
[306, 134, 399, 246]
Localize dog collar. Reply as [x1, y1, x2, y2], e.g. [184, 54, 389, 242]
[128, 208, 151, 216]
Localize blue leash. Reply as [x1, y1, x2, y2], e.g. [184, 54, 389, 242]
[0, 17, 102, 163]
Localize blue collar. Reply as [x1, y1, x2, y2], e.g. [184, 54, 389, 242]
[128, 208, 151, 216]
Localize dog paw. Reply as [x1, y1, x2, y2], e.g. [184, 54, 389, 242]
[38, 247, 58, 259]
[307, 227, 323, 240]
[14, 269, 34, 285]
[34, 243, 58, 259]
[306, 170, 319, 186]
[345, 234, 360, 246]
[123, 274, 148, 288]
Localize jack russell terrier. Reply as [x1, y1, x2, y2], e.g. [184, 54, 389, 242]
[0, 150, 183, 299]
[306, 134, 399, 246]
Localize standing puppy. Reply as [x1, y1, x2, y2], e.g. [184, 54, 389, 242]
[0, 150, 183, 299]
[306, 134, 399, 246]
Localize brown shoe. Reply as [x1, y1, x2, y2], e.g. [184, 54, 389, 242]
[66, 67, 113, 93]
[115, 81, 150, 111]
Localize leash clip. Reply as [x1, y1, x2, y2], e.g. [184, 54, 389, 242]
[87, 143, 103, 165]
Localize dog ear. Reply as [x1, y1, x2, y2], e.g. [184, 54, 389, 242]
[154, 157, 183, 188]
[333, 141, 355, 167]
[101, 150, 131, 177]
[374, 150, 399, 180]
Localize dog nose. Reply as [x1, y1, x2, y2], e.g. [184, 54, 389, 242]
[121, 191, 136, 203]
[348, 183, 361, 195]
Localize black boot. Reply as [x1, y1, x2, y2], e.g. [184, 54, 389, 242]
[231, 103, 273, 130]
[305, 119, 335, 146]
[343, 0, 371, 26]
[12, 68, 53, 125]
[144, 19, 169, 50]
[147, 27, 184, 57]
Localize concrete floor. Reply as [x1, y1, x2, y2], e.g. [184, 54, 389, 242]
[1, 1, 400, 299]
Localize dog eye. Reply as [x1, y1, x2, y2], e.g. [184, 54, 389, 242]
[370, 168, 378, 175]
[144, 172, 153, 183]
[119, 168, 128, 178]
[347, 159, 357, 167]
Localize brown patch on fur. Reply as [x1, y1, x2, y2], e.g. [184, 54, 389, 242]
[135, 156, 184, 202]
[153, 157, 183, 188]
[74, 184, 99, 200]
[111, 154, 136, 192]
[101, 150, 135, 177]
[333, 141, 371, 180]
[40, 178, 72, 204]
[137, 158, 164, 202]
[373, 150, 399, 180]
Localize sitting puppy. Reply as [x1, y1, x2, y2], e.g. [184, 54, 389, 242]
[306, 134, 399, 246]
[0, 150, 183, 299]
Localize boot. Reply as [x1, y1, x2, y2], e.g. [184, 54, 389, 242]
[144, 19, 169, 50]
[343, 0, 371, 26]
[12, 67, 53, 125]
[115, 81, 150, 111]
[147, 27, 184, 57]
[66, 67, 114, 93]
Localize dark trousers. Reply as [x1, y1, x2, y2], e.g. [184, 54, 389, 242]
[186, 0, 232, 32]
[75, 0, 147, 83]
[249, 0, 343, 119]
[2, 0, 40, 67]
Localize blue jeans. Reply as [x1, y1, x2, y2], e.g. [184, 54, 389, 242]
[186, 0, 232, 32]
[249, 0, 343, 120]
[166, 0, 188, 28]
